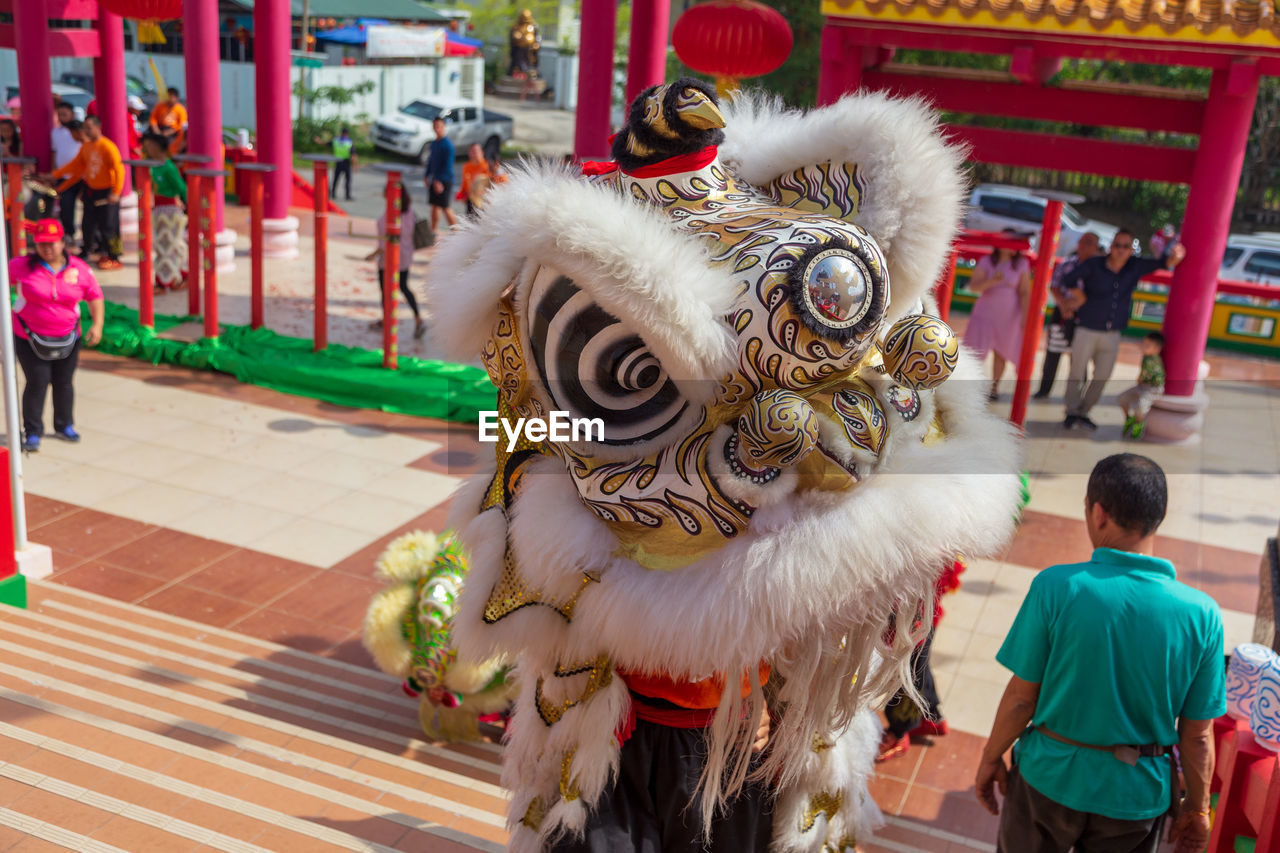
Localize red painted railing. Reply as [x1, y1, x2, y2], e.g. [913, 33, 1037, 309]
[1207, 716, 1280, 852]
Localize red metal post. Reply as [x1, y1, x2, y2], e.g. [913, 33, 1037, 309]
[186, 172, 203, 316]
[135, 167, 155, 327]
[202, 180, 218, 339]
[1009, 199, 1063, 428]
[6, 164, 24, 259]
[382, 172, 401, 370]
[0, 448, 13, 582]
[313, 161, 328, 351]
[935, 247, 958, 324]
[250, 171, 265, 329]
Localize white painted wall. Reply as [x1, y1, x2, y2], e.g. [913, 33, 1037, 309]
[0, 49, 485, 132]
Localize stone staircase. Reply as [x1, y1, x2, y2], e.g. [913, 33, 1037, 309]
[0, 580, 507, 852]
[0, 580, 993, 852]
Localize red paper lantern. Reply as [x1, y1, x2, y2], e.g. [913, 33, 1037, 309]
[672, 0, 793, 81]
[96, 0, 183, 21]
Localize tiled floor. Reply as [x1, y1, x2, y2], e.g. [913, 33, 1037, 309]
[6, 335, 1278, 849]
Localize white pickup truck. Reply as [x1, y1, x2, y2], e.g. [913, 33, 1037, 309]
[372, 97, 514, 164]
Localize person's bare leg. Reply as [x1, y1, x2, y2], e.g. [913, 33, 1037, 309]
[991, 354, 1007, 398]
[443, 207, 458, 228]
[430, 204, 441, 232]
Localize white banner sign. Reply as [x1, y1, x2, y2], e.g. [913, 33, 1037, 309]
[365, 26, 446, 58]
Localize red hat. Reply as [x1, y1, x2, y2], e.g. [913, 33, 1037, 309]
[28, 219, 65, 243]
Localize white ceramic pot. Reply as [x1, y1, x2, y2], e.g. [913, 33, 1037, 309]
[1227, 643, 1279, 722]
[1249, 656, 1280, 752]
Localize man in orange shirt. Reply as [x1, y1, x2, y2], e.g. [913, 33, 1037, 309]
[52, 116, 125, 269]
[149, 87, 188, 154]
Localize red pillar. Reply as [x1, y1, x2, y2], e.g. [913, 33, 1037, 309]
[13, 0, 53, 172]
[1010, 199, 1064, 428]
[1162, 61, 1260, 397]
[254, 0, 294, 222]
[935, 248, 958, 324]
[817, 25, 861, 107]
[184, 0, 225, 231]
[574, 0, 618, 160]
[626, 0, 671, 106]
[95, 9, 132, 195]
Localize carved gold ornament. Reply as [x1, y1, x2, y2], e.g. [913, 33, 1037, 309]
[879, 314, 959, 391]
[737, 390, 821, 469]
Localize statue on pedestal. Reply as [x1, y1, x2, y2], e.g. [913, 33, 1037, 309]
[496, 9, 547, 99]
[508, 9, 541, 78]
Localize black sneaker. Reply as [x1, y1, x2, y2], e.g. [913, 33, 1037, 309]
[1077, 416, 1098, 432]
[1032, 391, 1050, 400]
[1062, 415, 1079, 429]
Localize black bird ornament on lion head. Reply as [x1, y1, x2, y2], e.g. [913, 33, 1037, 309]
[426, 78, 1023, 852]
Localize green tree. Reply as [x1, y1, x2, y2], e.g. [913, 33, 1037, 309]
[291, 79, 377, 155]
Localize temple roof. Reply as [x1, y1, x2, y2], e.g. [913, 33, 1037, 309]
[822, 0, 1280, 51]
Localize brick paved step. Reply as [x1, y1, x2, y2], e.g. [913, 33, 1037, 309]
[0, 581, 1002, 853]
[0, 580, 509, 851]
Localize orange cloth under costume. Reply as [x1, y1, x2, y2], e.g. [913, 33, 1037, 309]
[620, 663, 771, 710]
[52, 137, 124, 196]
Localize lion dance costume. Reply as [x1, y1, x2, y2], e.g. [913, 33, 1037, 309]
[427, 81, 1023, 851]
[362, 531, 512, 742]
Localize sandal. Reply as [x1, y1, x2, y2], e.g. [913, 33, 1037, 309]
[876, 731, 911, 763]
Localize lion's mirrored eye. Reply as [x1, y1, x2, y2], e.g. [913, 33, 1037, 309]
[804, 250, 872, 328]
[788, 238, 888, 343]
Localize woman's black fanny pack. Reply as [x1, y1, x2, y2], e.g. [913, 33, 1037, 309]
[17, 316, 78, 360]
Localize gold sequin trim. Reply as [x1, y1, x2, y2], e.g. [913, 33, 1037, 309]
[521, 796, 547, 831]
[799, 791, 844, 833]
[812, 733, 834, 752]
[823, 836, 859, 853]
[535, 656, 612, 726]
[560, 749, 580, 802]
[482, 552, 600, 625]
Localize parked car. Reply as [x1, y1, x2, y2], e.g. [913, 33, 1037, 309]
[5, 83, 93, 121]
[372, 97, 513, 164]
[964, 183, 1120, 257]
[59, 72, 160, 112]
[1220, 233, 1280, 286]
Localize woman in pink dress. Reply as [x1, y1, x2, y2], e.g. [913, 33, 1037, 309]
[963, 241, 1032, 401]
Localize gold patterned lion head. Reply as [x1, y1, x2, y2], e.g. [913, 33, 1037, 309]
[432, 80, 1006, 572]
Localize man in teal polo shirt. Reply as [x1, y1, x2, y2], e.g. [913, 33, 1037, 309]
[975, 453, 1224, 853]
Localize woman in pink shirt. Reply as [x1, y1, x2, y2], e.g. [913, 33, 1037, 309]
[10, 219, 104, 452]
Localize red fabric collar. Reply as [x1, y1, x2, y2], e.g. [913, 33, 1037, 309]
[626, 146, 718, 179]
[579, 146, 720, 180]
[580, 160, 619, 176]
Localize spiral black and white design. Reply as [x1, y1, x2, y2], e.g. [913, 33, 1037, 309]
[526, 267, 689, 447]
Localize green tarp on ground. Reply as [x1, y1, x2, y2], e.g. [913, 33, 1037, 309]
[87, 302, 495, 424]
